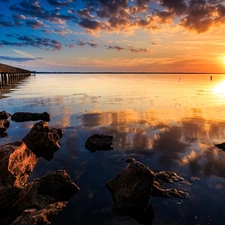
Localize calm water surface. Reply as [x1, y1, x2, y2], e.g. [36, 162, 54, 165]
[1, 73, 225, 225]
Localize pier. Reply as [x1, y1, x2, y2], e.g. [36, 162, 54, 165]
[0, 63, 31, 86]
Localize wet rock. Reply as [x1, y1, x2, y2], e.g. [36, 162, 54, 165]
[11, 202, 68, 225]
[14, 170, 80, 214]
[0, 110, 11, 119]
[105, 159, 155, 214]
[0, 141, 38, 188]
[11, 112, 50, 122]
[215, 142, 225, 151]
[152, 171, 190, 198]
[85, 134, 113, 152]
[106, 159, 190, 222]
[22, 121, 63, 161]
[1, 170, 79, 225]
[0, 119, 10, 137]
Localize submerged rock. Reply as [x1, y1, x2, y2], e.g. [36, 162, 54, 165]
[153, 171, 190, 198]
[11, 112, 50, 122]
[0, 111, 11, 119]
[0, 119, 10, 137]
[85, 134, 113, 152]
[22, 121, 63, 161]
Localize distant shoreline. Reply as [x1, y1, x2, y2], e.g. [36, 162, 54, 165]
[35, 71, 225, 74]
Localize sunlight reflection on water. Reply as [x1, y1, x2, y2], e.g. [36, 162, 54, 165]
[1, 73, 225, 225]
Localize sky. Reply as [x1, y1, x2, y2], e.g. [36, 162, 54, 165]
[0, 0, 225, 72]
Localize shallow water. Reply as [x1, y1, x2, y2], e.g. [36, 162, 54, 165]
[1, 73, 225, 225]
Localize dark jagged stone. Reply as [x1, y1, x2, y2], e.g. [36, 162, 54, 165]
[85, 134, 113, 152]
[0, 119, 10, 137]
[22, 121, 63, 161]
[105, 159, 155, 213]
[14, 170, 80, 214]
[0, 111, 11, 119]
[1, 170, 79, 225]
[215, 142, 225, 151]
[11, 112, 50, 122]
[106, 159, 190, 223]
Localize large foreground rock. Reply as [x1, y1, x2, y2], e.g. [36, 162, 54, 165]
[11, 112, 50, 122]
[85, 134, 113, 152]
[0, 140, 79, 225]
[105, 158, 190, 223]
[1, 170, 80, 225]
[0, 119, 10, 137]
[22, 121, 63, 161]
[0, 111, 11, 119]
[105, 159, 155, 213]
[0, 141, 38, 188]
[13, 170, 80, 214]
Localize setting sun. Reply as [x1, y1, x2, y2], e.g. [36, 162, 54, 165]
[213, 79, 225, 97]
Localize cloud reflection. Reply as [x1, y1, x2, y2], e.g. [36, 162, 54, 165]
[77, 109, 225, 177]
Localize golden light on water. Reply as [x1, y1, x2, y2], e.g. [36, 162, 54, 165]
[213, 80, 225, 97]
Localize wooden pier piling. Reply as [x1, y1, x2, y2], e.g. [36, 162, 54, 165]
[0, 63, 31, 86]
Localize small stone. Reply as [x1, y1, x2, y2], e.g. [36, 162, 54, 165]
[85, 134, 113, 152]
[11, 112, 50, 122]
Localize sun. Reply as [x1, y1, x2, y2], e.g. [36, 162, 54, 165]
[213, 80, 225, 97]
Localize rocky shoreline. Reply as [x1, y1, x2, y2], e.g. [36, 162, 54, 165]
[0, 110, 193, 225]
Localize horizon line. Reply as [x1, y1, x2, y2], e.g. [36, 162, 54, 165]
[34, 71, 225, 74]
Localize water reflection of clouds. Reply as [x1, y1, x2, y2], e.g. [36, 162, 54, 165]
[77, 109, 225, 178]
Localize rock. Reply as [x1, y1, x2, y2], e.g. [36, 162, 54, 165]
[152, 171, 190, 198]
[0, 141, 38, 188]
[215, 142, 225, 151]
[22, 121, 63, 161]
[14, 170, 80, 214]
[11, 202, 68, 225]
[105, 159, 190, 222]
[154, 171, 190, 198]
[11, 112, 50, 122]
[0, 110, 11, 119]
[1, 170, 79, 225]
[85, 134, 113, 152]
[105, 159, 155, 214]
[0, 119, 10, 137]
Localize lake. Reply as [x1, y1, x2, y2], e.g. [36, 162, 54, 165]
[1, 73, 225, 225]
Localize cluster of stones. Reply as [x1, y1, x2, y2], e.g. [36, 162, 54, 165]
[0, 113, 79, 225]
[0, 110, 197, 225]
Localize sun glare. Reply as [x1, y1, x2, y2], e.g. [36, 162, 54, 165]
[221, 55, 225, 65]
[213, 80, 225, 97]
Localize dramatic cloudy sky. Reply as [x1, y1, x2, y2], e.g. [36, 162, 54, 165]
[0, 0, 225, 72]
